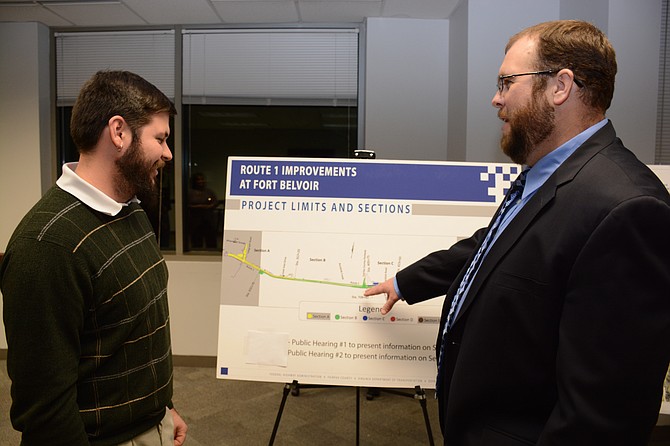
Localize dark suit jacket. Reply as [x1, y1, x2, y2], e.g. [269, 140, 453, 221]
[397, 122, 670, 446]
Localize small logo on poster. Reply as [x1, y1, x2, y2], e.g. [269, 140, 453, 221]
[484, 165, 521, 202]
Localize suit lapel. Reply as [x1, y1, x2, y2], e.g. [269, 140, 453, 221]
[451, 183, 556, 325]
[450, 121, 617, 327]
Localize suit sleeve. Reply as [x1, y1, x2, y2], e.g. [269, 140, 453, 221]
[1, 238, 91, 446]
[396, 227, 486, 305]
[539, 196, 670, 446]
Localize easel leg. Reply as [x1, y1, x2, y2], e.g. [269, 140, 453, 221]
[414, 386, 435, 446]
[270, 382, 431, 445]
[365, 386, 435, 445]
[269, 381, 293, 446]
[356, 387, 360, 446]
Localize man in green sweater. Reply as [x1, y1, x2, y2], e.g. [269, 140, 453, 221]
[1, 71, 187, 445]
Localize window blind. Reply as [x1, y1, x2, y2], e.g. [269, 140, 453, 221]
[656, 0, 670, 164]
[55, 30, 175, 105]
[182, 29, 358, 106]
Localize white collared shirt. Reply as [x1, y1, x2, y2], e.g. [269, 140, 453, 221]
[56, 162, 139, 216]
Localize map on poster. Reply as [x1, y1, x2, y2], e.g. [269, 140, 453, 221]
[216, 156, 523, 388]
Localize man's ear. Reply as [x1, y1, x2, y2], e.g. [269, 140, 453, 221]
[553, 69, 578, 106]
[108, 115, 127, 152]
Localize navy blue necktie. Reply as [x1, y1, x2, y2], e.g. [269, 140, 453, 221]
[435, 168, 529, 392]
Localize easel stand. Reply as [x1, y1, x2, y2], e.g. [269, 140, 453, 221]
[268, 381, 434, 445]
[367, 386, 434, 445]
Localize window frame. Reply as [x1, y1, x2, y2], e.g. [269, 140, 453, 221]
[53, 24, 365, 256]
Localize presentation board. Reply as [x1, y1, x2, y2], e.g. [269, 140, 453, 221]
[216, 157, 521, 388]
[650, 165, 670, 193]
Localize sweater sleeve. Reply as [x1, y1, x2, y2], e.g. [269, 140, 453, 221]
[1, 238, 91, 446]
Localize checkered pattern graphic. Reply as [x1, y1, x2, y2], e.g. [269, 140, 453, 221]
[481, 165, 522, 203]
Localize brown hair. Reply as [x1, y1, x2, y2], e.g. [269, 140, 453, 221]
[507, 20, 617, 112]
[70, 70, 177, 153]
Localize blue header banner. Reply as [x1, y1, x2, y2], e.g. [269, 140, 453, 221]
[229, 158, 520, 203]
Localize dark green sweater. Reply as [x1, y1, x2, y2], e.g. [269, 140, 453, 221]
[1, 186, 173, 445]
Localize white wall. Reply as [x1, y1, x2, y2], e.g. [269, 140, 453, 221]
[463, 0, 661, 164]
[447, 0, 468, 161]
[167, 260, 221, 356]
[0, 22, 51, 250]
[0, 22, 51, 350]
[465, 0, 560, 163]
[0, 0, 666, 354]
[364, 17, 450, 160]
[606, 0, 662, 162]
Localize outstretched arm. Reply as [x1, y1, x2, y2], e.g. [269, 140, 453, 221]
[363, 277, 400, 315]
[364, 229, 485, 314]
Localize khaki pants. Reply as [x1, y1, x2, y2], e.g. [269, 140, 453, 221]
[117, 408, 174, 446]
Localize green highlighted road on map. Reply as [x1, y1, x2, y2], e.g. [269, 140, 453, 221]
[227, 243, 372, 289]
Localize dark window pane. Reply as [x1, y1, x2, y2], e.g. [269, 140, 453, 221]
[57, 106, 78, 170]
[183, 104, 358, 253]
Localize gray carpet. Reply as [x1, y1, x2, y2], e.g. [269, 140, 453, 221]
[1, 360, 441, 445]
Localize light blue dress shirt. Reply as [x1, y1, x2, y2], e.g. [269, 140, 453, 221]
[394, 118, 609, 311]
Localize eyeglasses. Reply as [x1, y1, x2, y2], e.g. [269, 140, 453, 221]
[496, 70, 557, 93]
[496, 69, 585, 93]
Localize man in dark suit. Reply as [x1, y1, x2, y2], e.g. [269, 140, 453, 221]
[365, 20, 670, 446]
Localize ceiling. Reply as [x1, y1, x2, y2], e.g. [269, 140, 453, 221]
[0, 0, 462, 28]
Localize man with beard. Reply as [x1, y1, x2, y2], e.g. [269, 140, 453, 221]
[365, 20, 670, 446]
[0, 71, 187, 445]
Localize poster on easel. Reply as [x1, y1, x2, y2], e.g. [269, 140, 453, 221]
[216, 156, 522, 388]
[649, 165, 670, 194]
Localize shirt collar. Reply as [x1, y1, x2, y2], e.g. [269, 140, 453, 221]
[56, 162, 140, 216]
[522, 118, 609, 200]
